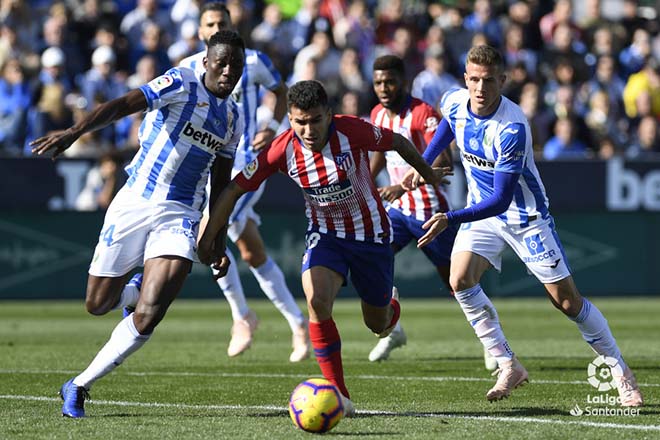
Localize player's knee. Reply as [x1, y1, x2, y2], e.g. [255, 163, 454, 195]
[241, 249, 266, 268]
[307, 295, 333, 318]
[84, 296, 113, 315]
[449, 273, 477, 293]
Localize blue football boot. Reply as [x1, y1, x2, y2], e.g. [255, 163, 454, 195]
[59, 378, 90, 418]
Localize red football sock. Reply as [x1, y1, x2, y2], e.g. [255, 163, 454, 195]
[308, 319, 349, 399]
[387, 296, 400, 330]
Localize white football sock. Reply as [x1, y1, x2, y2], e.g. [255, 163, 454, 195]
[571, 297, 626, 369]
[454, 284, 514, 365]
[112, 275, 141, 310]
[73, 314, 150, 389]
[215, 248, 250, 321]
[250, 257, 305, 331]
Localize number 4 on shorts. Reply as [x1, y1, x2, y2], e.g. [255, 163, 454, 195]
[102, 224, 115, 246]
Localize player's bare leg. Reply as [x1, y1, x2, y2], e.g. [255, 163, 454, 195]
[545, 277, 643, 407]
[84, 273, 134, 315]
[61, 256, 191, 417]
[236, 220, 309, 361]
[302, 266, 354, 414]
[450, 251, 528, 401]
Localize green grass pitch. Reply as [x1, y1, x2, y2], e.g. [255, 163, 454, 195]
[0, 298, 657, 439]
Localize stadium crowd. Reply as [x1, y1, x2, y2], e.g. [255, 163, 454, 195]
[1, 0, 659, 161]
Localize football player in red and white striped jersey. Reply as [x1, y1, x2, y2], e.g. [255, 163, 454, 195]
[199, 80, 451, 412]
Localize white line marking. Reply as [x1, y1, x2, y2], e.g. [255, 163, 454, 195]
[0, 369, 658, 387]
[1, 395, 658, 432]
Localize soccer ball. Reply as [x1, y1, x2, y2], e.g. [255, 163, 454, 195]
[288, 378, 344, 433]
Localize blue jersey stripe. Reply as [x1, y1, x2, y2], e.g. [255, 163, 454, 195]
[256, 51, 281, 85]
[522, 166, 549, 219]
[167, 145, 212, 205]
[229, 190, 256, 223]
[126, 107, 169, 187]
[513, 185, 529, 226]
[142, 83, 198, 199]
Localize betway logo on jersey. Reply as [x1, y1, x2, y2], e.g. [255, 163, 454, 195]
[182, 122, 226, 152]
[304, 179, 355, 204]
[462, 151, 495, 169]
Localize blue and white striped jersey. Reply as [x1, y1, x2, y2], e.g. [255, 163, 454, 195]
[441, 88, 550, 226]
[125, 67, 243, 211]
[179, 48, 282, 177]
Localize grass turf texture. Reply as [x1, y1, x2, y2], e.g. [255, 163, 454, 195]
[0, 298, 658, 439]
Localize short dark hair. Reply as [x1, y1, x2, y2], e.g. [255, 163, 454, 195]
[200, 2, 230, 19]
[373, 54, 405, 76]
[466, 45, 504, 71]
[208, 30, 245, 53]
[287, 80, 328, 111]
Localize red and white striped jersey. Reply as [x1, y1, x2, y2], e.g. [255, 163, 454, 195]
[234, 115, 394, 243]
[371, 96, 450, 220]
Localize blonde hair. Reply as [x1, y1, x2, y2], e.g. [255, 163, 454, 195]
[465, 45, 504, 72]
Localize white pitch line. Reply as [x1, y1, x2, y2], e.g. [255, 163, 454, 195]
[0, 395, 658, 433]
[0, 369, 658, 387]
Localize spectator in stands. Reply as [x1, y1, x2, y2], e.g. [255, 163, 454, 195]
[623, 57, 660, 120]
[463, 0, 503, 48]
[120, 0, 173, 46]
[543, 117, 590, 160]
[284, 0, 331, 57]
[126, 55, 157, 90]
[337, 47, 368, 98]
[584, 90, 627, 149]
[518, 82, 545, 153]
[539, 0, 581, 45]
[75, 151, 127, 211]
[331, 0, 375, 79]
[441, 7, 474, 77]
[0, 18, 38, 73]
[579, 55, 626, 122]
[293, 30, 341, 88]
[411, 44, 458, 113]
[0, 57, 29, 156]
[37, 47, 72, 94]
[502, 60, 531, 104]
[130, 22, 170, 75]
[170, 0, 203, 37]
[619, 28, 652, 78]
[502, 22, 537, 78]
[386, 26, 423, 84]
[77, 45, 128, 145]
[40, 15, 83, 85]
[167, 19, 203, 66]
[538, 23, 588, 84]
[91, 22, 131, 76]
[626, 115, 660, 159]
[506, 0, 543, 51]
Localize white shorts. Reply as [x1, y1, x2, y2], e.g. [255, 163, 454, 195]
[89, 187, 201, 277]
[451, 216, 571, 284]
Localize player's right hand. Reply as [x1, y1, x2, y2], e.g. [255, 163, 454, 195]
[378, 184, 405, 203]
[30, 129, 77, 159]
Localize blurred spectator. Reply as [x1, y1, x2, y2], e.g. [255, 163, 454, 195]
[538, 84, 593, 150]
[250, 3, 293, 78]
[0, 17, 39, 73]
[411, 44, 458, 113]
[518, 82, 545, 152]
[539, 0, 581, 45]
[619, 28, 652, 78]
[167, 19, 202, 66]
[502, 61, 531, 103]
[503, 23, 537, 77]
[463, 0, 502, 48]
[284, 0, 331, 57]
[538, 23, 588, 84]
[24, 82, 73, 155]
[75, 151, 127, 211]
[626, 115, 660, 159]
[91, 22, 131, 76]
[579, 55, 626, 121]
[40, 15, 84, 84]
[126, 54, 157, 89]
[623, 57, 660, 119]
[332, 0, 375, 79]
[375, 0, 406, 46]
[338, 90, 362, 117]
[170, 0, 202, 36]
[597, 136, 618, 159]
[37, 47, 72, 94]
[130, 22, 171, 74]
[584, 90, 627, 149]
[506, 0, 543, 51]
[441, 7, 474, 77]
[293, 30, 341, 87]
[543, 117, 590, 160]
[120, 0, 173, 45]
[0, 58, 29, 156]
[337, 47, 367, 95]
[385, 26, 422, 83]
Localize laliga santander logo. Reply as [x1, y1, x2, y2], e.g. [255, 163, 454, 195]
[587, 355, 623, 392]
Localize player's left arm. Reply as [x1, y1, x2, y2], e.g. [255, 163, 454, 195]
[417, 123, 526, 248]
[206, 155, 234, 275]
[253, 51, 288, 151]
